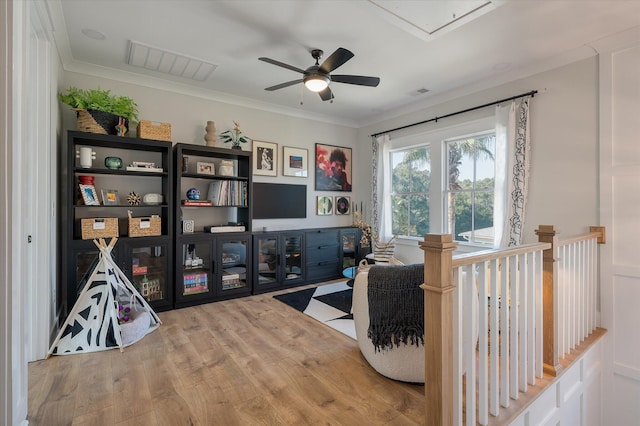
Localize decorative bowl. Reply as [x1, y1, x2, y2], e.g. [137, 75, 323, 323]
[104, 156, 123, 170]
[143, 193, 163, 205]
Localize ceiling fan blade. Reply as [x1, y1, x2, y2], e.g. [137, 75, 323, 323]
[258, 57, 305, 74]
[264, 79, 303, 91]
[319, 47, 354, 73]
[318, 86, 334, 101]
[331, 75, 381, 87]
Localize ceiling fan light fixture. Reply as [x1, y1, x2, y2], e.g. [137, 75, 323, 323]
[304, 75, 329, 92]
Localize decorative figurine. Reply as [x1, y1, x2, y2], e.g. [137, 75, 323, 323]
[127, 191, 141, 205]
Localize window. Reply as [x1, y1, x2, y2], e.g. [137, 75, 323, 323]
[390, 147, 431, 237]
[445, 134, 495, 244]
[387, 121, 496, 245]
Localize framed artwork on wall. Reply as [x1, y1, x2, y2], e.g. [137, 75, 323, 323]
[315, 143, 352, 191]
[316, 196, 333, 215]
[253, 140, 277, 176]
[283, 146, 308, 177]
[334, 196, 350, 215]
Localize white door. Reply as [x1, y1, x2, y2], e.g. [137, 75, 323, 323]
[599, 44, 640, 425]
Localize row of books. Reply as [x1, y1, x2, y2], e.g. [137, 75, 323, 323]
[183, 272, 208, 295]
[207, 181, 248, 206]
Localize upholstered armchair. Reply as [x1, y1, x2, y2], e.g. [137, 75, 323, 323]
[353, 260, 479, 383]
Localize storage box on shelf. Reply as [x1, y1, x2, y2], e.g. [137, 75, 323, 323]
[80, 217, 119, 240]
[137, 120, 171, 141]
[60, 131, 174, 315]
[128, 212, 161, 237]
[173, 143, 253, 308]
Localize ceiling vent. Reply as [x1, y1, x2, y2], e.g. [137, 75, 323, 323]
[126, 40, 217, 81]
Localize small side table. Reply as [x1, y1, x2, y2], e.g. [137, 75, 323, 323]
[343, 265, 357, 287]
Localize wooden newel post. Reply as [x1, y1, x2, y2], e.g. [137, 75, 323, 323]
[534, 225, 562, 377]
[420, 234, 458, 426]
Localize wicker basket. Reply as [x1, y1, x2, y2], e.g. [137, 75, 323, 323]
[81, 217, 119, 240]
[137, 120, 172, 141]
[128, 211, 161, 237]
[75, 109, 128, 136]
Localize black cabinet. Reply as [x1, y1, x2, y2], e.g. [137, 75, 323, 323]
[305, 228, 341, 283]
[253, 231, 304, 294]
[340, 227, 362, 268]
[174, 234, 252, 308]
[173, 143, 252, 307]
[60, 131, 174, 315]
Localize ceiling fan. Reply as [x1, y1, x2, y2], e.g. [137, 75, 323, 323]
[258, 47, 380, 101]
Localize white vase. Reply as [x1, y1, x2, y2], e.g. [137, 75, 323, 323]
[77, 147, 96, 168]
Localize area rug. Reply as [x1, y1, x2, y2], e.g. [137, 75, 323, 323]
[273, 281, 356, 340]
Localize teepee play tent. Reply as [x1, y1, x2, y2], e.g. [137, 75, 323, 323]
[48, 238, 162, 357]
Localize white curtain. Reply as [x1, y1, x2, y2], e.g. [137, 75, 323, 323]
[493, 98, 531, 247]
[371, 134, 392, 241]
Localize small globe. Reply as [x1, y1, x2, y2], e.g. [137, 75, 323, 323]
[186, 187, 201, 200]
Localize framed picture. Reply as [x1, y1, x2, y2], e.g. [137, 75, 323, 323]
[197, 161, 215, 175]
[253, 140, 277, 176]
[317, 195, 333, 215]
[334, 196, 350, 215]
[315, 143, 352, 191]
[283, 146, 308, 177]
[101, 189, 119, 206]
[79, 184, 100, 206]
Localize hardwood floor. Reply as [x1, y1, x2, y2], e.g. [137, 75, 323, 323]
[28, 282, 425, 425]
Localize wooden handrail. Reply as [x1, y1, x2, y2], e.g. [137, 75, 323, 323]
[452, 242, 551, 267]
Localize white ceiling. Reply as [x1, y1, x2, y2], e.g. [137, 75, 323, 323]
[50, 0, 640, 126]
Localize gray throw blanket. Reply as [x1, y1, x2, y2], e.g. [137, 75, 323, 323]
[367, 263, 425, 352]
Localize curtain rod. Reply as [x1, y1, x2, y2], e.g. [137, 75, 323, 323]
[370, 90, 538, 138]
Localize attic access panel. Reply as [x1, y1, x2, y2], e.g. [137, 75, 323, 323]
[367, 0, 499, 40]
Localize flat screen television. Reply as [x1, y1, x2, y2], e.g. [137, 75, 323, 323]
[252, 183, 307, 219]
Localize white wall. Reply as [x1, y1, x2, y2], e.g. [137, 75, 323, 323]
[357, 58, 600, 263]
[61, 72, 367, 232]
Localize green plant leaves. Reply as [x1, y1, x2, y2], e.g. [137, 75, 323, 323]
[58, 87, 139, 123]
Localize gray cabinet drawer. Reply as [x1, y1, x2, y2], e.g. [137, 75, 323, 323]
[306, 245, 339, 263]
[306, 229, 339, 247]
[306, 261, 340, 282]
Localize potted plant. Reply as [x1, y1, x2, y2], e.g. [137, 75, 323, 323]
[58, 87, 139, 136]
[219, 121, 251, 150]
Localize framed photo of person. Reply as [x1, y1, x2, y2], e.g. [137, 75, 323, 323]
[252, 140, 277, 176]
[283, 146, 308, 177]
[315, 143, 352, 191]
[196, 161, 215, 175]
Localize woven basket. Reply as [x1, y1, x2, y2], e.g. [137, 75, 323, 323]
[137, 120, 171, 141]
[75, 109, 128, 136]
[128, 211, 161, 237]
[81, 217, 119, 240]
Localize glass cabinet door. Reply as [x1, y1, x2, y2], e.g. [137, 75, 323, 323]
[283, 234, 303, 282]
[256, 235, 278, 288]
[128, 242, 172, 310]
[218, 237, 251, 295]
[180, 241, 213, 298]
[341, 229, 358, 268]
[68, 248, 101, 314]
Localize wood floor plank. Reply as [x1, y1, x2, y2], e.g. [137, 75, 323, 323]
[29, 284, 428, 425]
